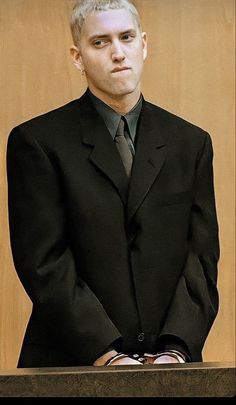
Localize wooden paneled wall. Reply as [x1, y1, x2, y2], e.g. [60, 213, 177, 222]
[0, 0, 235, 369]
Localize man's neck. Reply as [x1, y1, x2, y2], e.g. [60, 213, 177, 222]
[88, 87, 141, 115]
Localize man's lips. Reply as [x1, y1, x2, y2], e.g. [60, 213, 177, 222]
[111, 66, 131, 73]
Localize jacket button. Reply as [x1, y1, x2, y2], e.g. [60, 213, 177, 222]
[137, 332, 145, 342]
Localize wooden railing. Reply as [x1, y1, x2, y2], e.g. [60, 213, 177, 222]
[0, 362, 235, 397]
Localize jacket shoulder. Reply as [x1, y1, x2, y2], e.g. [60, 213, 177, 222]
[142, 100, 213, 156]
[11, 98, 82, 133]
[144, 100, 209, 141]
[7, 96, 88, 151]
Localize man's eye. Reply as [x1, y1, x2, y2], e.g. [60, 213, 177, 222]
[93, 39, 107, 48]
[121, 34, 134, 41]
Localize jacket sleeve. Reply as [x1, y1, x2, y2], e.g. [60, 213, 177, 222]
[159, 132, 220, 361]
[7, 126, 121, 365]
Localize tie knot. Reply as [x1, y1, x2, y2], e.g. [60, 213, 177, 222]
[116, 117, 125, 137]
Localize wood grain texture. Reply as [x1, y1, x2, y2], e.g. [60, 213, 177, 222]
[0, 362, 235, 397]
[0, 0, 235, 369]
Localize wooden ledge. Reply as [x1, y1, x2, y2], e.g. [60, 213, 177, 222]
[0, 362, 235, 397]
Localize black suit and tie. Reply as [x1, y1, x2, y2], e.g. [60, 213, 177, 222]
[6, 89, 219, 367]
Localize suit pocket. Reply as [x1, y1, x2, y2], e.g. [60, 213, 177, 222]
[156, 190, 193, 206]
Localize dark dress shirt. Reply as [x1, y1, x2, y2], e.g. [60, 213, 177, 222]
[89, 89, 142, 156]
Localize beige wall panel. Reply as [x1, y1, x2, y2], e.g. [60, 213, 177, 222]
[0, 0, 235, 369]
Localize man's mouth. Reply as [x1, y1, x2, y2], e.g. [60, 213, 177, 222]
[111, 66, 131, 73]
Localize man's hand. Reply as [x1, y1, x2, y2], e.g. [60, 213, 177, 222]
[145, 355, 179, 364]
[109, 356, 141, 365]
[93, 350, 142, 366]
[93, 349, 118, 366]
[94, 350, 185, 366]
[153, 355, 179, 364]
[144, 351, 185, 364]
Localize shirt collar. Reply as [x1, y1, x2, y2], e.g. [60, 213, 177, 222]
[88, 89, 143, 142]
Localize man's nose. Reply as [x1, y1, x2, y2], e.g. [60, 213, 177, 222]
[111, 41, 125, 63]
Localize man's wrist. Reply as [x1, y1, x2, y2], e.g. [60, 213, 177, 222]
[156, 335, 191, 362]
[93, 349, 118, 366]
[144, 350, 186, 363]
[164, 349, 186, 362]
[155, 350, 186, 363]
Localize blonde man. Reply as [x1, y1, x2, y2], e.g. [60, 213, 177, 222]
[7, 0, 219, 367]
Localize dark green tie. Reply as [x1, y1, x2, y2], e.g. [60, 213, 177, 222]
[115, 117, 133, 177]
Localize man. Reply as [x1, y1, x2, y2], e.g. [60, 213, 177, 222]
[7, 0, 219, 367]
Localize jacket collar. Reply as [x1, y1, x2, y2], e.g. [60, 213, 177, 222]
[127, 100, 166, 222]
[79, 90, 129, 204]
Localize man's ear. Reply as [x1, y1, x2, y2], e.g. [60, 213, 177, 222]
[70, 45, 85, 74]
[141, 32, 148, 61]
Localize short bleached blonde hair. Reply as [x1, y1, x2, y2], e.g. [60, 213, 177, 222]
[70, 0, 142, 45]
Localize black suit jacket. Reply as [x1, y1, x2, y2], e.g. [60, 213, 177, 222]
[7, 90, 219, 367]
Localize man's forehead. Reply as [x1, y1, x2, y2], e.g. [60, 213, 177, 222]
[81, 8, 139, 38]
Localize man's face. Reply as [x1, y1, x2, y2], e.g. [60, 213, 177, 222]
[72, 8, 147, 101]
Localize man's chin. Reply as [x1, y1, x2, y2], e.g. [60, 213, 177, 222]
[107, 84, 138, 98]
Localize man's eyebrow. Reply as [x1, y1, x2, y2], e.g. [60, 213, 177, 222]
[88, 34, 109, 42]
[120, 29, 136, 35]
[88, 29, 137, 42]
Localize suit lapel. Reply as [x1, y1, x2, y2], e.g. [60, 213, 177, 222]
[79, 92, 128, 204]
[127, 101, 166, 223]
[76, 92, 166, 212]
